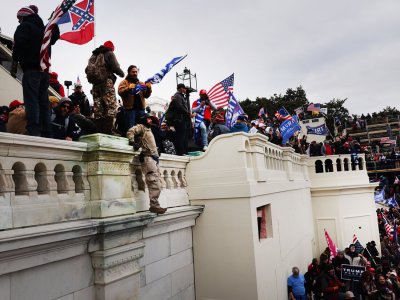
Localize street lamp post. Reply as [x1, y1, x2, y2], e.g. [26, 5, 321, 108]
[176, 67, 197, 108]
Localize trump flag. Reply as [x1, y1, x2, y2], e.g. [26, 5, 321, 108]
[57, 0, 95, 45]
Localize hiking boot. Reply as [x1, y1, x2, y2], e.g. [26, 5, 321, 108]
[149, 206, 167, 214]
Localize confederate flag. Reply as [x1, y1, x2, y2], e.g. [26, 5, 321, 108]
[57, 0, 95, 45]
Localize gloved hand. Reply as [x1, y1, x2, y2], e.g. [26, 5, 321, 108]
[139, 153, 145, 163]
[129, 83, 135, 89]
[10, 61, 18, 78]
[151, 155, 159, 164]
[133, 143, 141, 151]
[129, 140, 141, 151]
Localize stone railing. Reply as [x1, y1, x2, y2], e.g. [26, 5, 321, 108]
[0, 132, 190, 230]
[131, 154, 189, 212]
[307, 154, 370, 189]
[186, 132, 309, 199]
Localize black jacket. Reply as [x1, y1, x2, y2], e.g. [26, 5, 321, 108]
[51, 100, 80, 140]
[13, 14, 59, 72]
[69, 92, 91, 117]
[166, 92, 190, 124]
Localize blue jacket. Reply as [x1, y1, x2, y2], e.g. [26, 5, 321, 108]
[230, 122, 249, 133]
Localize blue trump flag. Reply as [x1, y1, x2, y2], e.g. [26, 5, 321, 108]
[146, 54, 187, 84]
[374, 189, 385, 203]
[193, 99, 206, 145]
[225, 93, 244, 128]
[306, 124, 329, 136]
[131, 55, 187, 94]
[278, 107, 301, 144]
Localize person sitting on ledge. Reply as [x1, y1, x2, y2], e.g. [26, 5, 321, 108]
[6, 100, 27, 135]
[126, 114, 167, 214]
[51, 98, 80, 141]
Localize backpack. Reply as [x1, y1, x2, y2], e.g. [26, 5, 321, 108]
[85, 53, 108, 84]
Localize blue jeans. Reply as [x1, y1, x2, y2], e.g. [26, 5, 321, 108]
[294, 295, 306, 300]
[22, 70, 51, 137]
[200, 122, 208, 147]
[125, 109, 145, 130]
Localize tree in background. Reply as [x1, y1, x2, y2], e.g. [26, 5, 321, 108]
[239, 86, 309, 120]
[323, 98, 350, 135]
[377, 106, 400, 117]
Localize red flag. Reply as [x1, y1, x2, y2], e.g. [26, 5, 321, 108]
[57, 0, 95, 45]
[324, 229, 338, 259]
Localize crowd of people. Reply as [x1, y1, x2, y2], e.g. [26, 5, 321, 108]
[288, 207, 400, 299]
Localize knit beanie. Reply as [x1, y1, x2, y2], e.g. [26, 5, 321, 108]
[17, 6, 35, 18]
[29, 5, 39, 14]
[103, 41, 115, 51]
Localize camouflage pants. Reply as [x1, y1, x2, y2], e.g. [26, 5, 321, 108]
[92, 78, 117, 118]
[141, 156, 162, 208]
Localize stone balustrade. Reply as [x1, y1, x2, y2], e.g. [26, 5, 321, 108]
[187, 132, 309, 200]
[0, 132, 190, 230]
[307, 153, 370, 189]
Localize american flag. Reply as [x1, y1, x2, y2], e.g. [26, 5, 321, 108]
[383, 216, 393, 237]
[324, 229, 338, 259]
[40, 0, 77, 71]
[207, 74, 234, 109]
[275, 107, 293, 121]
[307, 103, 321, 112]
[352, 234, 364, 254]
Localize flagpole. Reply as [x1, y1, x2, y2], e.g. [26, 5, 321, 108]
[93, 0, 97, 48]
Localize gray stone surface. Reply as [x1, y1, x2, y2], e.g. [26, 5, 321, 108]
[170, 228, 192, 255]
[140, 275, 171, 300]
[55, 294, 73, 300]
[145, 249, 193, 284]
[73, 286, 95, 300]
[0, 275, 10, 300]
[140, 233, 170, 266]
[10, 255, 93, 300]
[171, 264, 194, 297]
[95, 273, 140, 300]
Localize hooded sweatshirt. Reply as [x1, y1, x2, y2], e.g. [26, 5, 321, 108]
[51, 99, 80, 140]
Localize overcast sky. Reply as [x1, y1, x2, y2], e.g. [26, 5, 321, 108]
[1, 0, 399, 114]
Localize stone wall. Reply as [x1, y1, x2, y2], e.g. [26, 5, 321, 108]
[0, 133, 201, 300]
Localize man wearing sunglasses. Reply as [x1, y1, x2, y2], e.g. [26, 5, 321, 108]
[50, 98, 80, 141]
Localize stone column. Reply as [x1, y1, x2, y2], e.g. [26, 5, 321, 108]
[282, 148, 295, 181]
[89, 214, 155, 300]
[80, 134, 136, 218]
[0, 169, 14, 230]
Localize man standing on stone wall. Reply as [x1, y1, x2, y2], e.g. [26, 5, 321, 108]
[11, 5, 59, 137]
[166, 84, 192, 155]
[118, 65, 152, 135]
[127, 114, 167, 214]
[86, 40, 124, 134]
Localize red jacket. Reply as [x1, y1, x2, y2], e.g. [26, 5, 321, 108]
[192, 99, 213, 121]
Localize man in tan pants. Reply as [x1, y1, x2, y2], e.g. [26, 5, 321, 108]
[127, 114, 167, 214]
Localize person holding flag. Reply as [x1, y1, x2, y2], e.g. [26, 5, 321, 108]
[192, 89, 217, 151]
[11, 5, 61, 137]
[344, 243, 367, 266]
[118, 65, 152, 135]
